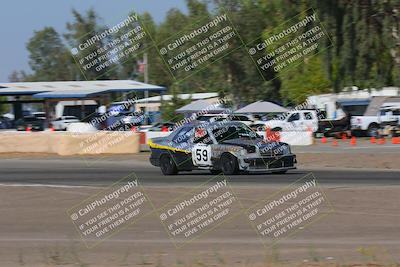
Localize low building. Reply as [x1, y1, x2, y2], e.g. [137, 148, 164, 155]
[0, 80, 166, 122]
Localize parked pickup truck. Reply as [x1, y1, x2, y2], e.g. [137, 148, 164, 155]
[250, 110, 319, 132]
[377, 106, 400, 137]
[351, 105, 400, 137]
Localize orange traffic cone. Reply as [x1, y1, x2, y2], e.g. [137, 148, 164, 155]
[26, 127, 31, 132]
[370, 136, 376, 144]
[392, 137, 400, 144]
[332, 139, 338, 147]
[321, 136, 327, 144]
[378, 137, 386, 145]
[350, 136, 357, 146]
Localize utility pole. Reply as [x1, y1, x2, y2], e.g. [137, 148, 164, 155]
[144, 52, 149, 84]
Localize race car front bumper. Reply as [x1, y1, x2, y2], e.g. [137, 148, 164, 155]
[243, 154, 296, 171]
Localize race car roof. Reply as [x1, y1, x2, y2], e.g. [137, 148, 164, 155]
[173, 120, 249, 131]
[0, 80, 166, 98]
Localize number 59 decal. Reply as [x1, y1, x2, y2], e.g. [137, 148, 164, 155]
[192, 144, 212, 166]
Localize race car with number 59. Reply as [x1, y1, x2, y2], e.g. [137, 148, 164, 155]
[148, 121, 296, 175]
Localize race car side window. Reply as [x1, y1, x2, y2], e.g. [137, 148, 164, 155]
[212, 126, 239, 142]
[172, 127, 194, 144]
[287, 113, 300, 122]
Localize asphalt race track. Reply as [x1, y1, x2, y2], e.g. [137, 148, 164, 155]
[1, 156, 400, 266]
[0, 157, 399, 186]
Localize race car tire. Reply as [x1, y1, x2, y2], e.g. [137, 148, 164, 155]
[220, 153, 239, 175]
[271, 170, 287, 174]
[160, 154, 178, 175]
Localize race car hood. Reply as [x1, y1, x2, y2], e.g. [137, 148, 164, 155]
[221, 138, 290, 155]
[221, 137, 286, 146]
[220, 137, 263, 147]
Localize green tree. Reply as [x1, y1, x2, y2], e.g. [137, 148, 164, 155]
[0, 98, 7, 115]
[8, 70, 28, 82]
[317, 1, 400, 90]
[160, 83, 191, 122]
[128, 12, 171, 86]
[15, 0, 400, 111]
[116, 11, 147, 80]
[280, 56, 331, 104]
[64, 9, 116, 80]
[26, 27, 75, 81]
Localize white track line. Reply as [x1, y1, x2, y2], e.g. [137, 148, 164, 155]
[0, 183, 99, 189]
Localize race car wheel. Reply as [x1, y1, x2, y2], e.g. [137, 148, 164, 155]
[160, 154, 178, 175]
[220, 153, 239, 175]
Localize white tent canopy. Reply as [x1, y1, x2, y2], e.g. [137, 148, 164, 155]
[235, 101, 288, 113]
[176, 99, 228, 114]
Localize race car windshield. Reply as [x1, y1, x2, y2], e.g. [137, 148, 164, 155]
[213, 125, 258, 142]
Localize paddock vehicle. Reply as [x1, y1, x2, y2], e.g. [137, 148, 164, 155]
[351, 104, 400, 137]
[51, 116, 80, 130]
[0, 116, 13, 129]
[15, 116, 45, 131]
[250, 110, 319, 133]
[149, 121, 296, 175]
[377, 106, 400, 137]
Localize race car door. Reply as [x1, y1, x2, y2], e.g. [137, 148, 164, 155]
[191, 126, 213, 167]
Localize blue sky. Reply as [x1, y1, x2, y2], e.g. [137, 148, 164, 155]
[0, 0, 187, 82]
